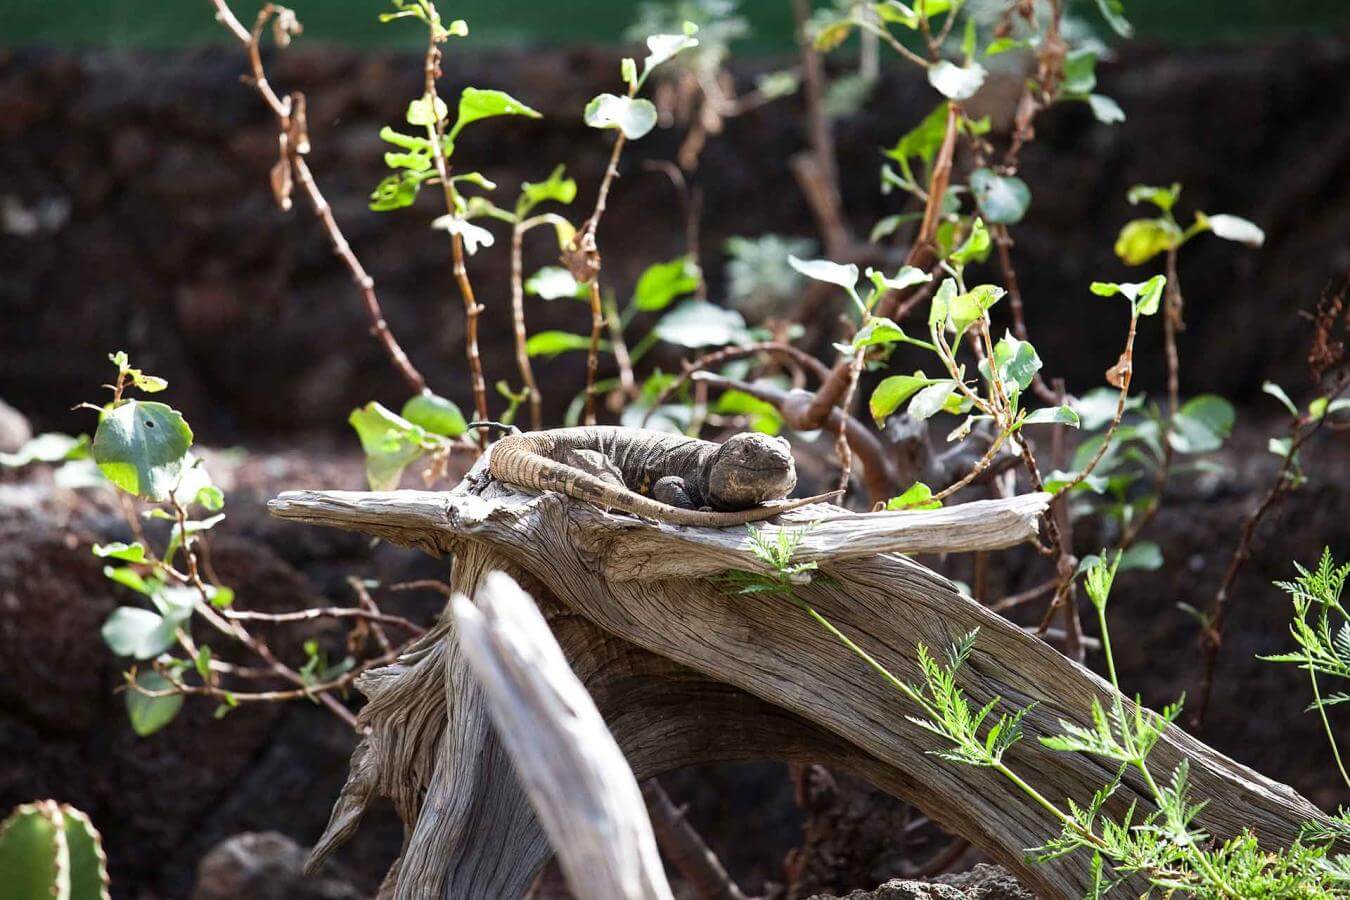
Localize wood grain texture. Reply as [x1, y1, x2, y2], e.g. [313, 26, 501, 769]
[273, 453, 1331, 899]
[453, 571, 673, 900]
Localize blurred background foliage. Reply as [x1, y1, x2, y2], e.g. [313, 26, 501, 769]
[3, 0, 1348, 50]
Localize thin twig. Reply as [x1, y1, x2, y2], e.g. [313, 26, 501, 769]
[1191, 378, 1350, 729]
[222, 605, 424, 635]
[509, 221, 544, 430]
[420, 30, 489, 439]
[210, 0, 427, 395]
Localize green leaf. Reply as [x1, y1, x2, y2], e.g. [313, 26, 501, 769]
[195, 645, 213, 681]
[1093, 0, 1133, 37]
[1119, 541, 1163, 572]
[715, 390, 783, 436]
[526, 330, 597, 358]
[449, 87, 541, 142]
[909, 380, 957, 420]
[950, 218, 991, 266]
[195, 484, 225, 512]
[401, 391, 467, 438]
[984, 36, 1029, 56]
[886, 482, 942, 511]
[0, 432, 89, 467]
[207, 585, 235, 608]
[1090, 275, 1166, 316]
[348, 402, 429, 491]
[517, 164, 577, 217]
[866, 265, 932, 293]
[1023, 406, 1080, 428]
[1087, 94, 1125, 124]
[811, 18, 854, 51]
[1075, 386, 1141, 431]
[369, 171, 430, 211]
[91, 400, 194, 502]
[103, 565, 154, 595]
[584, 94, 658, 140]
[643, 28, 700, 76]
[1114, 218, 1180, 265]
[969, 168, 1030, 225]
[870, 373, 934, 425]
[1044, 469, 1107, 494]
[884, 103, 950, 171]
[983, 331, 1040, 394]
[927, 60, 986, 101]
[1262, 381, 1298, 416]
[788, 255, 859, 293]
[633, 257, 701, 311]
[1169, 395, 1236, 454]
[1127, 183, 1180, 213]
[102, 607, 178, 659]
[1202, 213, 1265, 247]
[1062, 48, 1098, 95]
[853, 318, 919, 350]
[950, 283, 1005, 336]
[653, 300, 750, 348]
[525, 266, 586, 300]
[406, 94, 448, 127]
[126, 671, 183, 737]
[93, 541, 146, 563]
[928, 278, 958, 330]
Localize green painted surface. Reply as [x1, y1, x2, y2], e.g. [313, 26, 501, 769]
[2, 0, 1347, 51]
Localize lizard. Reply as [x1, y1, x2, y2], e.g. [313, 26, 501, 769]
[487, 426, 836, 527]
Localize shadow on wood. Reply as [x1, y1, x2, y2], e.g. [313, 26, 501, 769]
[272, 455, 1329, 899]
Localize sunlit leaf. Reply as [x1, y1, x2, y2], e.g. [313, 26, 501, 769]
[928, 60, 986, 101]
[92, 401, 194, 501]
[584, 94, 659, 140]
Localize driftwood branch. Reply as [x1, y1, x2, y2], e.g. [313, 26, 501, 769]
[452, 571, 672, 900]
[275, 454, 1331, 899]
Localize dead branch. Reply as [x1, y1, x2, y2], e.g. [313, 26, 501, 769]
[271, 455, 1332, 898]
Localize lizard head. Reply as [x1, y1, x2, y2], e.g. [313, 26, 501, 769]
[708, 433, 797, 508]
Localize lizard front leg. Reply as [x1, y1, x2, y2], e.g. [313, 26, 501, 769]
[652, 476, 706, 510]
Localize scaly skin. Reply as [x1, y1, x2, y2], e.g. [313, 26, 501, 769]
[488, 426, 833, 526]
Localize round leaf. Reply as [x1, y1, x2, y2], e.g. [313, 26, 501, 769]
[102, 607, 178, 659]
[788, 255, 859, 292]
[652, 300, 749, 348]
[969, 168, 1031, 225]
[92, 401, 193, 501]
[1170, 395, 1236, 454]
[126, 672, 183, 737]
[584, 94, 658, 140]
[927, 60, 987, 101]
[1114, 218, 1179, 266]
[633, 257, 701, 311]
[401, 391, 467, 438]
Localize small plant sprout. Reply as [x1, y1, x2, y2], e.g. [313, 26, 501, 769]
[374, 0, 542, 439]
[567, 21, 699, 424]
[1263, 551, 1350, 787]
[88, 353, 421, 736]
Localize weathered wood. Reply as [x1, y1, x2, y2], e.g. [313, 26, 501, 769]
[452, 571, 673, 900]
[275, 456, 1331, 899]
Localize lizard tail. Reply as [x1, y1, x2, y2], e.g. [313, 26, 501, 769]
[489, 434, 839, 527]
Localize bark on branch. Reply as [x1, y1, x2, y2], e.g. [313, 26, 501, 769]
[273, 454, 1330, 899]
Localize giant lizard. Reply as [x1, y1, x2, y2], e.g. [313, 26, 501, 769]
[487, 426, 835, 526]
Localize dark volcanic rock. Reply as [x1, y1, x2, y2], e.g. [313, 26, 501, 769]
[2, 40, 1349, 440]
